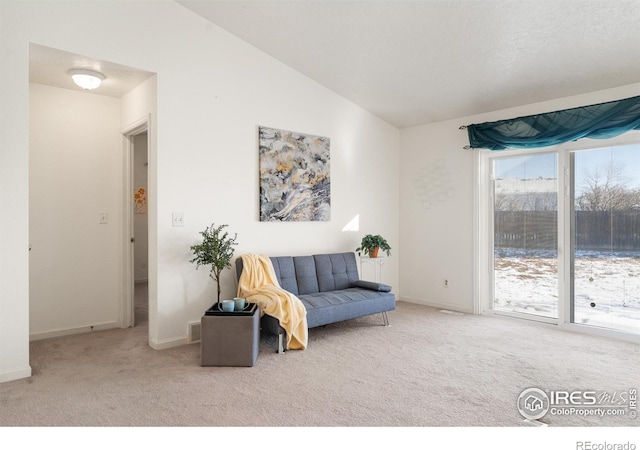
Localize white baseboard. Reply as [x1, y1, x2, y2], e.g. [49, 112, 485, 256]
[149, 335, 190, 350]
[29, 321, 120, 341]
[399, 296, 475, 315]
[0, 366, 32, 383]
[30, 321, 192, 351]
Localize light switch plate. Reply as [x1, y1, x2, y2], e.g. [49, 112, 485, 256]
[172, 212, 184, 227]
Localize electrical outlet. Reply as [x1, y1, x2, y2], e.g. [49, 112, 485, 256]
[443, 279, 449, 288]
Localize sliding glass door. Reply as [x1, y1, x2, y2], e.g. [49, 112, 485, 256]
[492, 153, 558, 319]
[571, 145, 640, 333]
[485, 143, 640, 336]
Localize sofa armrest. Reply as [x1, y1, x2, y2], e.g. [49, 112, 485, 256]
[351, 280, 392, 292]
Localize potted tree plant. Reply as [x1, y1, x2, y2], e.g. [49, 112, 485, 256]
[356, 234, 391, 258]
[190, 222, 238, 303]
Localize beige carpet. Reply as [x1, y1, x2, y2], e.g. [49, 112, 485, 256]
[1, 285, 639, 429]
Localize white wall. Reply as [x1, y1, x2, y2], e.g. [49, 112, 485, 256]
[0, 0, 399, 380]
[0, 0, 31, 382]
[29, 83, 123, 338]
[399, 121, 476, 312]
[121, 75, 158, 343]
[399, 82, 640, 314]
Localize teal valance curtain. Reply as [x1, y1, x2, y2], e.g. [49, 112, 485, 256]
[465, 95, 640, 150]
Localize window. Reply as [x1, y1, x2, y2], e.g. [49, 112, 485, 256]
[492, 153, 558, 320]
[571, 145, 640, 334]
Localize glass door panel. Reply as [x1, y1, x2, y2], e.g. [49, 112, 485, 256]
[493, 153, 558, 319]
[572, 145, 640, 333]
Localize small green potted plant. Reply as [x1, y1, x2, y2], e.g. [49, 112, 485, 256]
[356, 234, 391, 258]
[190, 223, 238, 302]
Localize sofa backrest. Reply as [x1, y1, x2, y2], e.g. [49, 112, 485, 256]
[293, 256, 320, 295]
[235, 252, 360, 294]
[270, 257, 299, 295]
[314, 253, 359, 291]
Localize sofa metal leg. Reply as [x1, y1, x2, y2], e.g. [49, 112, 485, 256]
[382, 311, 389, 326]
[277, 333, 285, 354]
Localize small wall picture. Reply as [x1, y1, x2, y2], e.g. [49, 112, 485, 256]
[134, 186, 147, 214]
[259, 126, 330, 221]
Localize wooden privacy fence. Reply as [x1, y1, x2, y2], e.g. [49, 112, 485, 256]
[494, 211, 640, 250]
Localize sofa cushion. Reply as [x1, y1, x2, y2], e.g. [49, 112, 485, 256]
[270, 256, 298, 295]
[293, 256, 320, 295]
[299, 288, 395, 328]
[314, 253, 359, 292]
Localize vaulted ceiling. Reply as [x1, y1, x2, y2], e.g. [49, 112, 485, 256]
[177, 0, 640, 128]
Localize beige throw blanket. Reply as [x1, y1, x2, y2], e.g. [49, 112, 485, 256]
[237, 254, 308, 350]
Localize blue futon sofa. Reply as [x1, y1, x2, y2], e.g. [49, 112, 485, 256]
[235, 252, 395, 353]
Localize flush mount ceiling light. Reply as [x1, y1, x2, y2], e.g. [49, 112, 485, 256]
[68, 69, 104, 90]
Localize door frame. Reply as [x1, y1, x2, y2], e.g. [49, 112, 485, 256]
[121, 115, 149, 328]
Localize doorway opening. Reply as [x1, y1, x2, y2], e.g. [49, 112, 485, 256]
[132, 132, 149, 327]
[122, 118, 149, 329]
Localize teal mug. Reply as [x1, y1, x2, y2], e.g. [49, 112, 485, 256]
[221, 300, 234, 312]
[233, 297, 246, 311]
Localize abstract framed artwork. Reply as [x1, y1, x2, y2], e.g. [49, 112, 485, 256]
[259, 126, 330, 221]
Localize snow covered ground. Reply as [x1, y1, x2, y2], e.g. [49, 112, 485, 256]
[494, 249, 640, 334]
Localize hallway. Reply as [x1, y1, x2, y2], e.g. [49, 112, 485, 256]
[134, 281, 148, 327]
